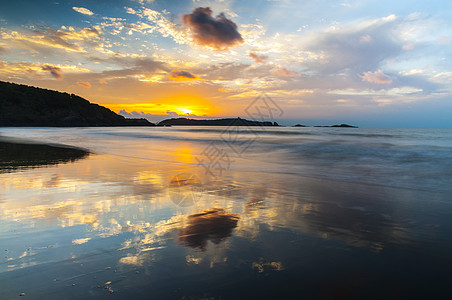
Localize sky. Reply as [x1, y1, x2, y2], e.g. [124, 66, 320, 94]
[1, 0, 452, 127]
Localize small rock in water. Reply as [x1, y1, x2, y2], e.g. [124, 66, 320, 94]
[19, 293, 25, 296]
[105, 267, 111, 270]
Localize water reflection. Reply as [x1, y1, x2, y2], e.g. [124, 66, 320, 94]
[178, 209, 239, 250]
[168, 173, 203, 207]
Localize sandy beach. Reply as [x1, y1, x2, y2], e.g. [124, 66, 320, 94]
[1, 127, 451, 299]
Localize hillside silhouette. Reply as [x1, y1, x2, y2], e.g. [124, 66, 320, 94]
[0, 81, 153, 127]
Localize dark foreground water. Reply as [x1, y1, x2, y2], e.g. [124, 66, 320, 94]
[0, 127, 452, 299]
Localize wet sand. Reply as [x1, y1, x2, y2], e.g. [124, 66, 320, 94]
[0, 137, 89, 172]
[1, 127, 452, 299]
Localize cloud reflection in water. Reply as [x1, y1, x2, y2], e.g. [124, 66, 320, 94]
[178, 208, 239, 250]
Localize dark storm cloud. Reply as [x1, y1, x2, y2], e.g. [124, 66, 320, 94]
[41, 65, 63, 79]
[183, 7, 244, 50]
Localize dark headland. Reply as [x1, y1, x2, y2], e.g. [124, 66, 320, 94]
[0, 81, 153, 127]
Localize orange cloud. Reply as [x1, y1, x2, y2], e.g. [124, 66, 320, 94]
[183, 7, 244, 50]
[168, 69, 202, 81]
[249, 52, 268, 64]
[77, 81, 91, 88]
[271, 67, 301, 78]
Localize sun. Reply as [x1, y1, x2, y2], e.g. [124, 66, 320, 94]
[180, 108, 193, 115]
[105, 94, 217, 117]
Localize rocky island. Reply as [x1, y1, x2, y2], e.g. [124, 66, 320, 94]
[157, 117, 279, 127]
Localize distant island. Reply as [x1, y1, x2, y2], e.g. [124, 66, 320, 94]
[294, 123, 358, 128]
[157, 117, 279, 127]
[0, 81, 153, 127]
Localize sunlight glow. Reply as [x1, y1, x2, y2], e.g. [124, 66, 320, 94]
[105, 95, 216, 117]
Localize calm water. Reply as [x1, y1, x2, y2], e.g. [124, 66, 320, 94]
[1, 127, 452, 299]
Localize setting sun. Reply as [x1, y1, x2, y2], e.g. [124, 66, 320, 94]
[180, 108, 193, 115]
[105, 94, 217, 120]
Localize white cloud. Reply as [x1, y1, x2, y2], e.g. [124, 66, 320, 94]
[134, 0, 155, 4]
[72, 238, 91, 245]
[329, 87, 423, 96]
[141, 8, 192, 45]
[72, 7, 94, 16]
[125, 7, 137, 14]
[361, 69, 392, 84]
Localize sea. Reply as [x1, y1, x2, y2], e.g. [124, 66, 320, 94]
[1, 126, 452, 299]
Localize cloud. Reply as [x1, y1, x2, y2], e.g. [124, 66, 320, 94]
[1, 29, 83, 53]
[125, 7, 136, 14]
[359, 34, 373, 43]
[183, 7, 244, 50]
[72, 238, 91, 245]
[329, 87, 423, 96]
[76, 81, 91, 88]
[271, 67, 300, 78]
[41, 65, 63, 79]
[87, 57, 169, 81]
[58, 26, 101, 41]
[72, 7, 94, 16]
[402, 43, 414, 50]
[249, 52, 268, 64]
[168, 69, 202, 81]
[142, 8, 191, 45]
[134, 0, 155, 3]
[301, 15, 403, 75]
[0, 26, 101, 54]
[0, 46, 8, 54]
[361, 69, 392, 84]
[438, 36, 451, 45]
[0, 61, 89, 80]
